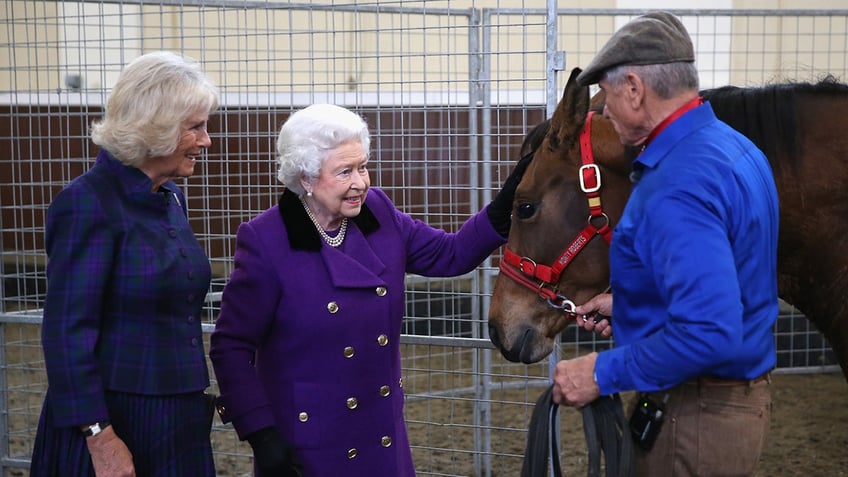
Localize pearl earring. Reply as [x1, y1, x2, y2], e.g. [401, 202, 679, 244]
[306, 191, 313, 197]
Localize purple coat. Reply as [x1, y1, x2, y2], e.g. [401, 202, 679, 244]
[210, 187, 505, 476]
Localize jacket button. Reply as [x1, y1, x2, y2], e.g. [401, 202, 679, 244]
[346, 397, 358, 409]
[343, 346, 355, 358]
[377, 334, 388, 346]
[190, 337, 199, 347]
[399, 377, 403, 388]
[168, 229, 177, 238]
[375, 286, 387, 296]
[347, 448, 357, 459]
[379, 385, 390, 397]
[298, 412, 308, 422]
[327, 302, 339, 314]
[381, 436, 392, 447]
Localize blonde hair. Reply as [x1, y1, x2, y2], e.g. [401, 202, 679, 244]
[90, 51, 219, 167]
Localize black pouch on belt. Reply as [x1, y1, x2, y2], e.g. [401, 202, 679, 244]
[629, 393, 665, 451]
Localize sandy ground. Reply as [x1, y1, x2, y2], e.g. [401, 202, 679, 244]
[403, 372, 848, 476]
[3, 325, 846, 476]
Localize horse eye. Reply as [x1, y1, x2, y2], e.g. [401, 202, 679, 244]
[516, 202, 536, 219]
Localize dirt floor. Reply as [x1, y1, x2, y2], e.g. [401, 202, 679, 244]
[755, 372, 848, 476]
[4, 322, 846, 476]
[404, 372, 848, 476]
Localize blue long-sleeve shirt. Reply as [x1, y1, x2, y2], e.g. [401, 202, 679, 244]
[594, 102, 779, 394]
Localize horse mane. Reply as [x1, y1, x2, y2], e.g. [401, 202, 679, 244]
[520, 119, 551, 157]
[701, 76, 848, 169]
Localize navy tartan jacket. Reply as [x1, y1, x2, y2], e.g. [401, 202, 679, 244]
[41, 150, 212, 428]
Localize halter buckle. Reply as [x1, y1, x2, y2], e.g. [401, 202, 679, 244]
[518, 257, 538, 276]
[579, 164, 601, 193]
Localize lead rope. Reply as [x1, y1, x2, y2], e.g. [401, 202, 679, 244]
[582, 394, 634, 477]
[522, 385, 634, 477]
[521, 385, 559, 477]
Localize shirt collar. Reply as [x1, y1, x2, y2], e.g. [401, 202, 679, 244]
[95, 149, 179, 196]
[635, 100, 714, 172]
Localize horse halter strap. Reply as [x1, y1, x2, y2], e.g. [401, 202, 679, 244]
[499, 111, 613, 311]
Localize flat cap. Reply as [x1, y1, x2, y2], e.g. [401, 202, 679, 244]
[576, 11, 694, 86]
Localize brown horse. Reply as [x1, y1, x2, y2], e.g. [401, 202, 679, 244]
[487, 67, 848, 382]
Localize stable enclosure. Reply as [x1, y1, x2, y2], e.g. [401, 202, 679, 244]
[1, 2, 847, 476]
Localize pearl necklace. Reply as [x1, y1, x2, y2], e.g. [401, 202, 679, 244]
[299, 196, 348, 247]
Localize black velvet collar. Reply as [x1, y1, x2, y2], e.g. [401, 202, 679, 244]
[278, 189, 380, 251]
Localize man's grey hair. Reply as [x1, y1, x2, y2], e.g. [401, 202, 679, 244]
[603, 62, 699, 99]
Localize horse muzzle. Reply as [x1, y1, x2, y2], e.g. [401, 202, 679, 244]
[488, 322, 553, 364]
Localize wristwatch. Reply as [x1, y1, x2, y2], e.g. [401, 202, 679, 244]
[80, 420, 111, 437]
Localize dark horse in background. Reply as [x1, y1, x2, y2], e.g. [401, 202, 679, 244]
[487, 67, 848, 382]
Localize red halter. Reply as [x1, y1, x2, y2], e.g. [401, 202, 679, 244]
[498, 111, 613, 313]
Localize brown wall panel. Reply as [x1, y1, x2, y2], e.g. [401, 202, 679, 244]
[2, 104, 546, 265]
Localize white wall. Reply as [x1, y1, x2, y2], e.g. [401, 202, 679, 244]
[616, 0, 734, 88]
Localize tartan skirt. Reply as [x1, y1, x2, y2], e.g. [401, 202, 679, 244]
[30, 390, 216, 477]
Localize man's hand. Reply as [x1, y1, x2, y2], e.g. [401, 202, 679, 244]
[86, 426, 135, 477]
[552, 352, 601, 408]
[575, 293, 613, 337]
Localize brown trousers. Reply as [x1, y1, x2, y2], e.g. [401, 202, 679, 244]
[631, 375, 771, 477]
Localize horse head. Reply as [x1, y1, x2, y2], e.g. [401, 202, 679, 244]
[488, 67, 632, 364]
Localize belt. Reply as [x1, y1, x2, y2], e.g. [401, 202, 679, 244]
[686, 372, 771, 387]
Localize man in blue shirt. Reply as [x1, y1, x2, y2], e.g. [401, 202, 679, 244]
[551, 12, 779, 476]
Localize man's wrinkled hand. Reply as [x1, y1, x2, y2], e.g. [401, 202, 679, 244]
[552, 352, 600, 408]
[574, 293, 614, 337]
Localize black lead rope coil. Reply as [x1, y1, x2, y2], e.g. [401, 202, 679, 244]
[521, 385, 634, 477]
[522, 385, 561, 477]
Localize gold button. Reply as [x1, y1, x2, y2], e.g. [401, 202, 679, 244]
[381, 436, 392, 447]
[347, 448, 357, 459]
[346, 397, 358, 409]
[375, 286, 387, 296]
[343, 346, 355, 358]
[327, 301, 339, 313]
[377, 334, 388, 346]
[298, 412, 308, 422]
[379, 385, 390, 397]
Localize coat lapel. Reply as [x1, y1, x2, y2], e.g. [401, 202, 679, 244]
[321, 233, 387, 288]
[279, 189, 387, 288]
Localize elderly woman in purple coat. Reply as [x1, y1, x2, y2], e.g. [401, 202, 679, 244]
[209, 104, 529, 476]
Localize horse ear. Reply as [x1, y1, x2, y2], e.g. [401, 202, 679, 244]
[548, 67, 591, 150]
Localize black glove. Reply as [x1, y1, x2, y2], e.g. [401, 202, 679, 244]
[246, 427, 303, 477]
[487, 151, 534, 236]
